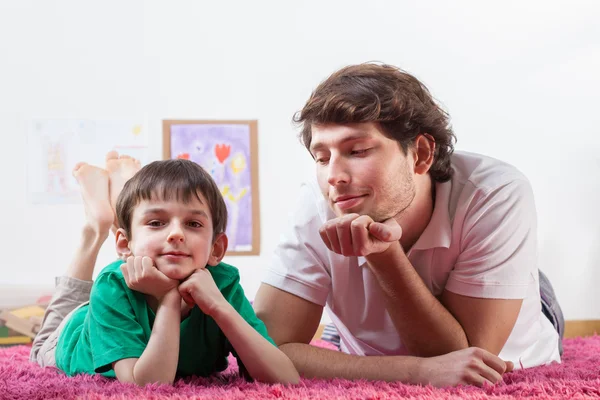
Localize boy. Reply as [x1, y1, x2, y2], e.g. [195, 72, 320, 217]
[30, 152, 299, 385]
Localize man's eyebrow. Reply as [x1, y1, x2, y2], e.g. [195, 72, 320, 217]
[309, 133, 371, 153]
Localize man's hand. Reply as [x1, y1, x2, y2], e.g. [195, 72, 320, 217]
[417, 347, 513, 387]
[179, 269, 228, 316]
[319, 213, 402, 257]
[120, 256, 179, 300]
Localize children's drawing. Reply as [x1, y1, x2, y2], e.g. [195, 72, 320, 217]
[28, 119, 149, 204]
[163, 120, 260, 256]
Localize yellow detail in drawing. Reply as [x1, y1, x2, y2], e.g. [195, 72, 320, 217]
[132, 125, 142, 136]
[221, 185, 248, 203]
[230, 153, 247, 175]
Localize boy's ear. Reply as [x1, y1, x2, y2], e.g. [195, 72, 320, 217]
[115, 228, 132, 260]
[207, 233, 228, 266]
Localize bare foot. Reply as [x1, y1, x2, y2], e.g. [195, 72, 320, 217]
[105, 151, 141, 217]
[72, 162, 114, 235]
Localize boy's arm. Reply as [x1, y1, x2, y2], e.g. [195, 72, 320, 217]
[179, 269, 299, 384]
[112, 289, 181, 385]
[211, 302, 299, 384]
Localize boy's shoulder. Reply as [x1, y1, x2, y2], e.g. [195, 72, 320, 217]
[95, 259, 126, 283]
[206, 262, 241, 291]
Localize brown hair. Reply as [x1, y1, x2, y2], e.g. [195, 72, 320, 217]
[293, 63, 456, 182]
[116, 159, 227, 240]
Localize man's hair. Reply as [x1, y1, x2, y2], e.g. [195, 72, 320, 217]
[293, 63, 456, 182]
[116, 159, 228, 240]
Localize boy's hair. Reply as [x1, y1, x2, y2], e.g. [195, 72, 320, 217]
[293, 62, 456, 182]
[116, 159, 228, 241]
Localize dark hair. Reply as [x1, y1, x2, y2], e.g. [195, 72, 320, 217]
[116, 159, 227, 240]
[293, 63, 456, 182]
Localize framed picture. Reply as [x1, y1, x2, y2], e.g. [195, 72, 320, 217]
[163, 120, 260, 256]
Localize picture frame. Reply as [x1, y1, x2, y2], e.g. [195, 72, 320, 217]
[163, 120, 260, 256]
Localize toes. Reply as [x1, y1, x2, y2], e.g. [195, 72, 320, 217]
[72, 162, 87, 176]
[119, 154, 133, 160]
[106, 150, 119, 161]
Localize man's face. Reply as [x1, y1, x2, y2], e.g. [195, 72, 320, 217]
[126, 193, 216, 281]
[310, 122, 416, 222]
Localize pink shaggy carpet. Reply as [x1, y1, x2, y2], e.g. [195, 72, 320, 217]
[1, 338, 600, 399]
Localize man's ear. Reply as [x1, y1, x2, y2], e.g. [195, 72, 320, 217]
[413, 133, 435, 175]
[115, 228, 132, 260]
[207, 233, 228, 267]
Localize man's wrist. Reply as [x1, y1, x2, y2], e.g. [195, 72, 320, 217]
[364, 241, 405, 270]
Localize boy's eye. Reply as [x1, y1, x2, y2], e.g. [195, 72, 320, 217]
[148, 220, 163, 227]
[187, 221, 203, 228]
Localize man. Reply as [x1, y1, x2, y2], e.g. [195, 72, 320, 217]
[254, 63, 563, 387]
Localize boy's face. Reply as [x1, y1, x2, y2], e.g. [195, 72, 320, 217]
[123, 192, 221, 281]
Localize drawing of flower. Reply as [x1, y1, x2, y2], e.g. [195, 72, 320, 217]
[230, 153, 247, 175]
[215, 144, 231, 164]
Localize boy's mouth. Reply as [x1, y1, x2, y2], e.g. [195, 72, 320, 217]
[161, 251, 190, 258]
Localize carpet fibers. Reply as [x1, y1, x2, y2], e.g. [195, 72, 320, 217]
[1, 337, 599, 399]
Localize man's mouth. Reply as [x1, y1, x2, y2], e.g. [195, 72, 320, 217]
[333, 194, 367, 211]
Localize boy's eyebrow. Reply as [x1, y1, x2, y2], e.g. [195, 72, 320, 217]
[142, 208, 209, 219]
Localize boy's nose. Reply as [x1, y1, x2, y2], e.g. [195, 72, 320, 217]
[167, 225, 185, 242]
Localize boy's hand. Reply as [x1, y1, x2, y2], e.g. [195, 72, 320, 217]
[179, 269, 228, 316]
[120, 256, 179, 301]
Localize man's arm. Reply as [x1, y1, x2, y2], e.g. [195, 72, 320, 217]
[254, 283, 511, 386]
[112, 289, 181, 385]
[365, 243, 521, 356]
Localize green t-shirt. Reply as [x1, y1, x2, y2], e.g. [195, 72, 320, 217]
[55, 260, 274, 378]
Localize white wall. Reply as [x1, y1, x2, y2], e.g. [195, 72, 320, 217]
[0, 1, 598, 320]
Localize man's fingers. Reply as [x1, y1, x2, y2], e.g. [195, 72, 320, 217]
[337, 214, 358, 256]
[480, 349, 509, 375]
[474, 360, 503, 385]
[351, 215, 372, 255]
[319, 225, 333, 252]
[505, 361, 514, 373]
[325, 223, 342, 254]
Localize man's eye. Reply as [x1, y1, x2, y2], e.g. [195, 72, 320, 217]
[351, 148, 370, 156]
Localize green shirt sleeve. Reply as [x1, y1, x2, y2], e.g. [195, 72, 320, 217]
[88, 269, 149, 374]
[226, 282, 276, 347]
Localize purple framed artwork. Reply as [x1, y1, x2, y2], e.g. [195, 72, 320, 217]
[163, 120, 260, 256]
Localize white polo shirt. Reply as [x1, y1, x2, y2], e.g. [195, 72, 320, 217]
[263, 151, 560, 368]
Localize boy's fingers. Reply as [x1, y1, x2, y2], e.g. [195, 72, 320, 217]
[120, 264, 130, 283]
[505, 361, 514, 373]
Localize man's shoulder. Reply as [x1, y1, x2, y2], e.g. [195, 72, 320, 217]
[451, 151, 530, 193]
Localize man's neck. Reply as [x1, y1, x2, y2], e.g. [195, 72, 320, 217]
[395, 177, 435, 252]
